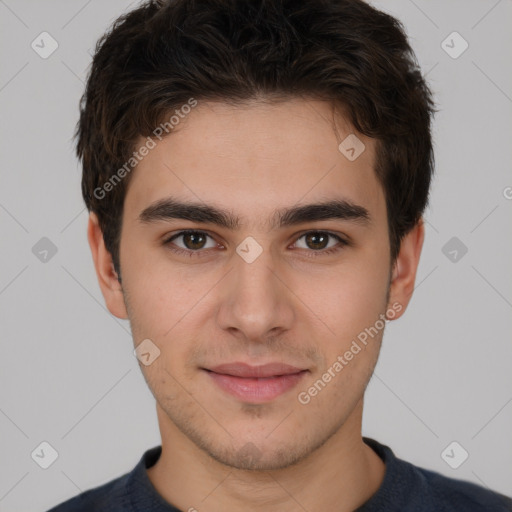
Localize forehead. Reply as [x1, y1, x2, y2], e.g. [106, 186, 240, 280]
[123, 98, 385, 228]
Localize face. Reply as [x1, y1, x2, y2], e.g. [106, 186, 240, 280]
[89, 98, 422, 471]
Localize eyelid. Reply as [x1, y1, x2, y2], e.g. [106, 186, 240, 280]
[292, 229, 349, 246]
[163, 229, 221, 248]
[163, 229, 350, 257]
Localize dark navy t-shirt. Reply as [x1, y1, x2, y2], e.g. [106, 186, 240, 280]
[47, 437, 512, 511]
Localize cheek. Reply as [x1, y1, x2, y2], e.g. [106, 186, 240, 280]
[130, 281, 194, 340]
[121, 237, 197, 325]
[123, 258, 220, 376]
[305, 257, 389, 346]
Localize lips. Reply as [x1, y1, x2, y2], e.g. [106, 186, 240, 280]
[207, 362, 306, 378]
[204, 362, 308, 403]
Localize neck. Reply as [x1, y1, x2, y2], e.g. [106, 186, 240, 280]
[147, 399, 385, 512]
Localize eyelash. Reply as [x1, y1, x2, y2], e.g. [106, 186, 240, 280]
[162, 230, 349, 259]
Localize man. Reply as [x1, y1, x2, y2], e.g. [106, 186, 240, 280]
[48, 0, 512, 510]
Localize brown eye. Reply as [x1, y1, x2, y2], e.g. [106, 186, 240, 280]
[304, 232, 329, 250]
[294, 231, 345, 252]
[165, 230, 217, 253]
[182, 231, 207, 250]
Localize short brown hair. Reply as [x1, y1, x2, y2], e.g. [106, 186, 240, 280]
[77, 0, 436, 278]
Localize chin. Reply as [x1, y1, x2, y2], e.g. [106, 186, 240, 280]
[208, 441, 311, 471]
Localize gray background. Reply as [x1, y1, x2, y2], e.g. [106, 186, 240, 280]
[0, 1, 511, 511]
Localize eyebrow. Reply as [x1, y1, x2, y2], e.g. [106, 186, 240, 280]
[138, 197, 371, 230]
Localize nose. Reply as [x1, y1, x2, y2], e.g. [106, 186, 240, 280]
[215, 244, 295, 344]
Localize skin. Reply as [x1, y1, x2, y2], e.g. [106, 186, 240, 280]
[88, 98, 424, 512]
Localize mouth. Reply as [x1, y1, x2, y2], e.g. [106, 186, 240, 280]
[202, 362, 309, 403]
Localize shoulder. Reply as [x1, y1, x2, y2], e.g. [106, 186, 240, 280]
[418, 466, 512, 511]
[45, 446, 163, 512]
[362, 438, 512, 512]
[46, 471, 132, 512]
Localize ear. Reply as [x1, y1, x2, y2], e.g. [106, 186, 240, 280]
[387, 219, 425, 320]
[87, 211, 128, 319]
